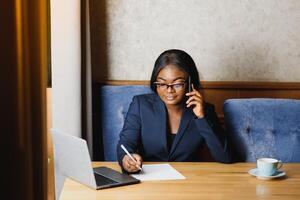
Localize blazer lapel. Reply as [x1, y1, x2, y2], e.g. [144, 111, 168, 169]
[153, 96, 169, 156]
[169, 107, 194, 157]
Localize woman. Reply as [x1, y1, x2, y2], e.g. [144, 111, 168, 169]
[117, 49, 231, 173]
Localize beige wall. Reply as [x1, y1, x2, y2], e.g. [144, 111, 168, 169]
[92, 0, 300, 82]
[51, 0, 81, 137]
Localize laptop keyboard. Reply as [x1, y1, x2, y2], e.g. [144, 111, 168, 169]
[94, 173, 118, 186]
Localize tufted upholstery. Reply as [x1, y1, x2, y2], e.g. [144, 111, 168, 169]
[224, 98, 300, 162]
[99, 85, 153, 161]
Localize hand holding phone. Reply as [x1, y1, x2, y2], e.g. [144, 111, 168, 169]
[186, 77, 205, 118]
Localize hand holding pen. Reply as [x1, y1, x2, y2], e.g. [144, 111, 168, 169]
[121, 144, 143, 173]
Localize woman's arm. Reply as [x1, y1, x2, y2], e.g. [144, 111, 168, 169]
[195, 104, 232, 163]
[186, 86, 231, 163]
[116, 96, 142, 170]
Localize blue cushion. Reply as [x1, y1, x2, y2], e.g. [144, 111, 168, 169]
[224, 98, 300, 162]
[100, 85, 153, 161]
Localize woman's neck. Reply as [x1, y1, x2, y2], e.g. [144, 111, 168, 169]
[166, 103, 183, 134]
[166, 103, 184, 114]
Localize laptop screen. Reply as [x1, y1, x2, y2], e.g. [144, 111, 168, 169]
[51, 129, 97, 199]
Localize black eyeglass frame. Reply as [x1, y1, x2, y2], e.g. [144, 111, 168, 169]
[153, 81, 187, 91]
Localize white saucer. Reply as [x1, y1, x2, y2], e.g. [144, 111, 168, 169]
[248, 168, 286, 180]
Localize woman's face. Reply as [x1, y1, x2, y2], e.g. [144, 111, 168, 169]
[155, 65, 188, 107]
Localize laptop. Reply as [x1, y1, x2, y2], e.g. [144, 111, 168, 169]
[51, 129, 140, 199]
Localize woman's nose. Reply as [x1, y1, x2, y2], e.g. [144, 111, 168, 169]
[167, 85, 175, 92]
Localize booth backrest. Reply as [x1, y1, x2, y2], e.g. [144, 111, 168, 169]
[99, 85, 152, 161]
[224, 98, 300, 162]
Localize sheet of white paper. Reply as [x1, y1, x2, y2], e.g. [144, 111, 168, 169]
[131, 164, 186, 181]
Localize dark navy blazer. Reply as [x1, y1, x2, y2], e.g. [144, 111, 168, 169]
[117, 93, 231, 167]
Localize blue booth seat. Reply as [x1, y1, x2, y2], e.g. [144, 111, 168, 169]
[99, 85, 152, 161]
[224, 98, 300, 162]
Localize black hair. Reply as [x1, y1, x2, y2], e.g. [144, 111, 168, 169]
[150, 49, 201, 93]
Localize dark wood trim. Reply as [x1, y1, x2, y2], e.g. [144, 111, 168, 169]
[96, 80, 300, 89]
[202, 81, 300, 89]
[98, 80, 150, 86]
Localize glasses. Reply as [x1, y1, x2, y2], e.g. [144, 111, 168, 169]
[154, 81, 186, 91]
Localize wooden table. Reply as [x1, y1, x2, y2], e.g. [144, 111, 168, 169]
[60, 162, 300, 200]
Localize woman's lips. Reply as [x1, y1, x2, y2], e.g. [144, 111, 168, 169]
[165, 96, 176, 100]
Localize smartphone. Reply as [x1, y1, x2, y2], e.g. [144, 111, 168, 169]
[188, 76, 192, 93]
[186, 76, 193, 108]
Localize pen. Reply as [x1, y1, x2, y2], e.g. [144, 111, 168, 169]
[120, 144, 143, 171]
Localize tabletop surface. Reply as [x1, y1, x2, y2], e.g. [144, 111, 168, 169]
[60, 162, 300, 200]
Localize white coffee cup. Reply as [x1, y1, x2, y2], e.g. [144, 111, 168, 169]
[257, 158, 283, 176]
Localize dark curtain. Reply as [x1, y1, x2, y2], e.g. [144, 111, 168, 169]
[82, 0, 109, 161]
[1, 0, 49, 199]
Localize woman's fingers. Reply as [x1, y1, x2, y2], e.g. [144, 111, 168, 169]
[186, 95, 202, 105]
[122, 154, 142, 172]
[132, 154, 143, 167]
[186, 84, 204, 105]
[186, 101, 197, 108]
[128, 157, 136, 165]
[122, 155, 131, 170]
[185, 84, 205, 118]
[122, 155, 133, 172]
[186, 91, 203, 99]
